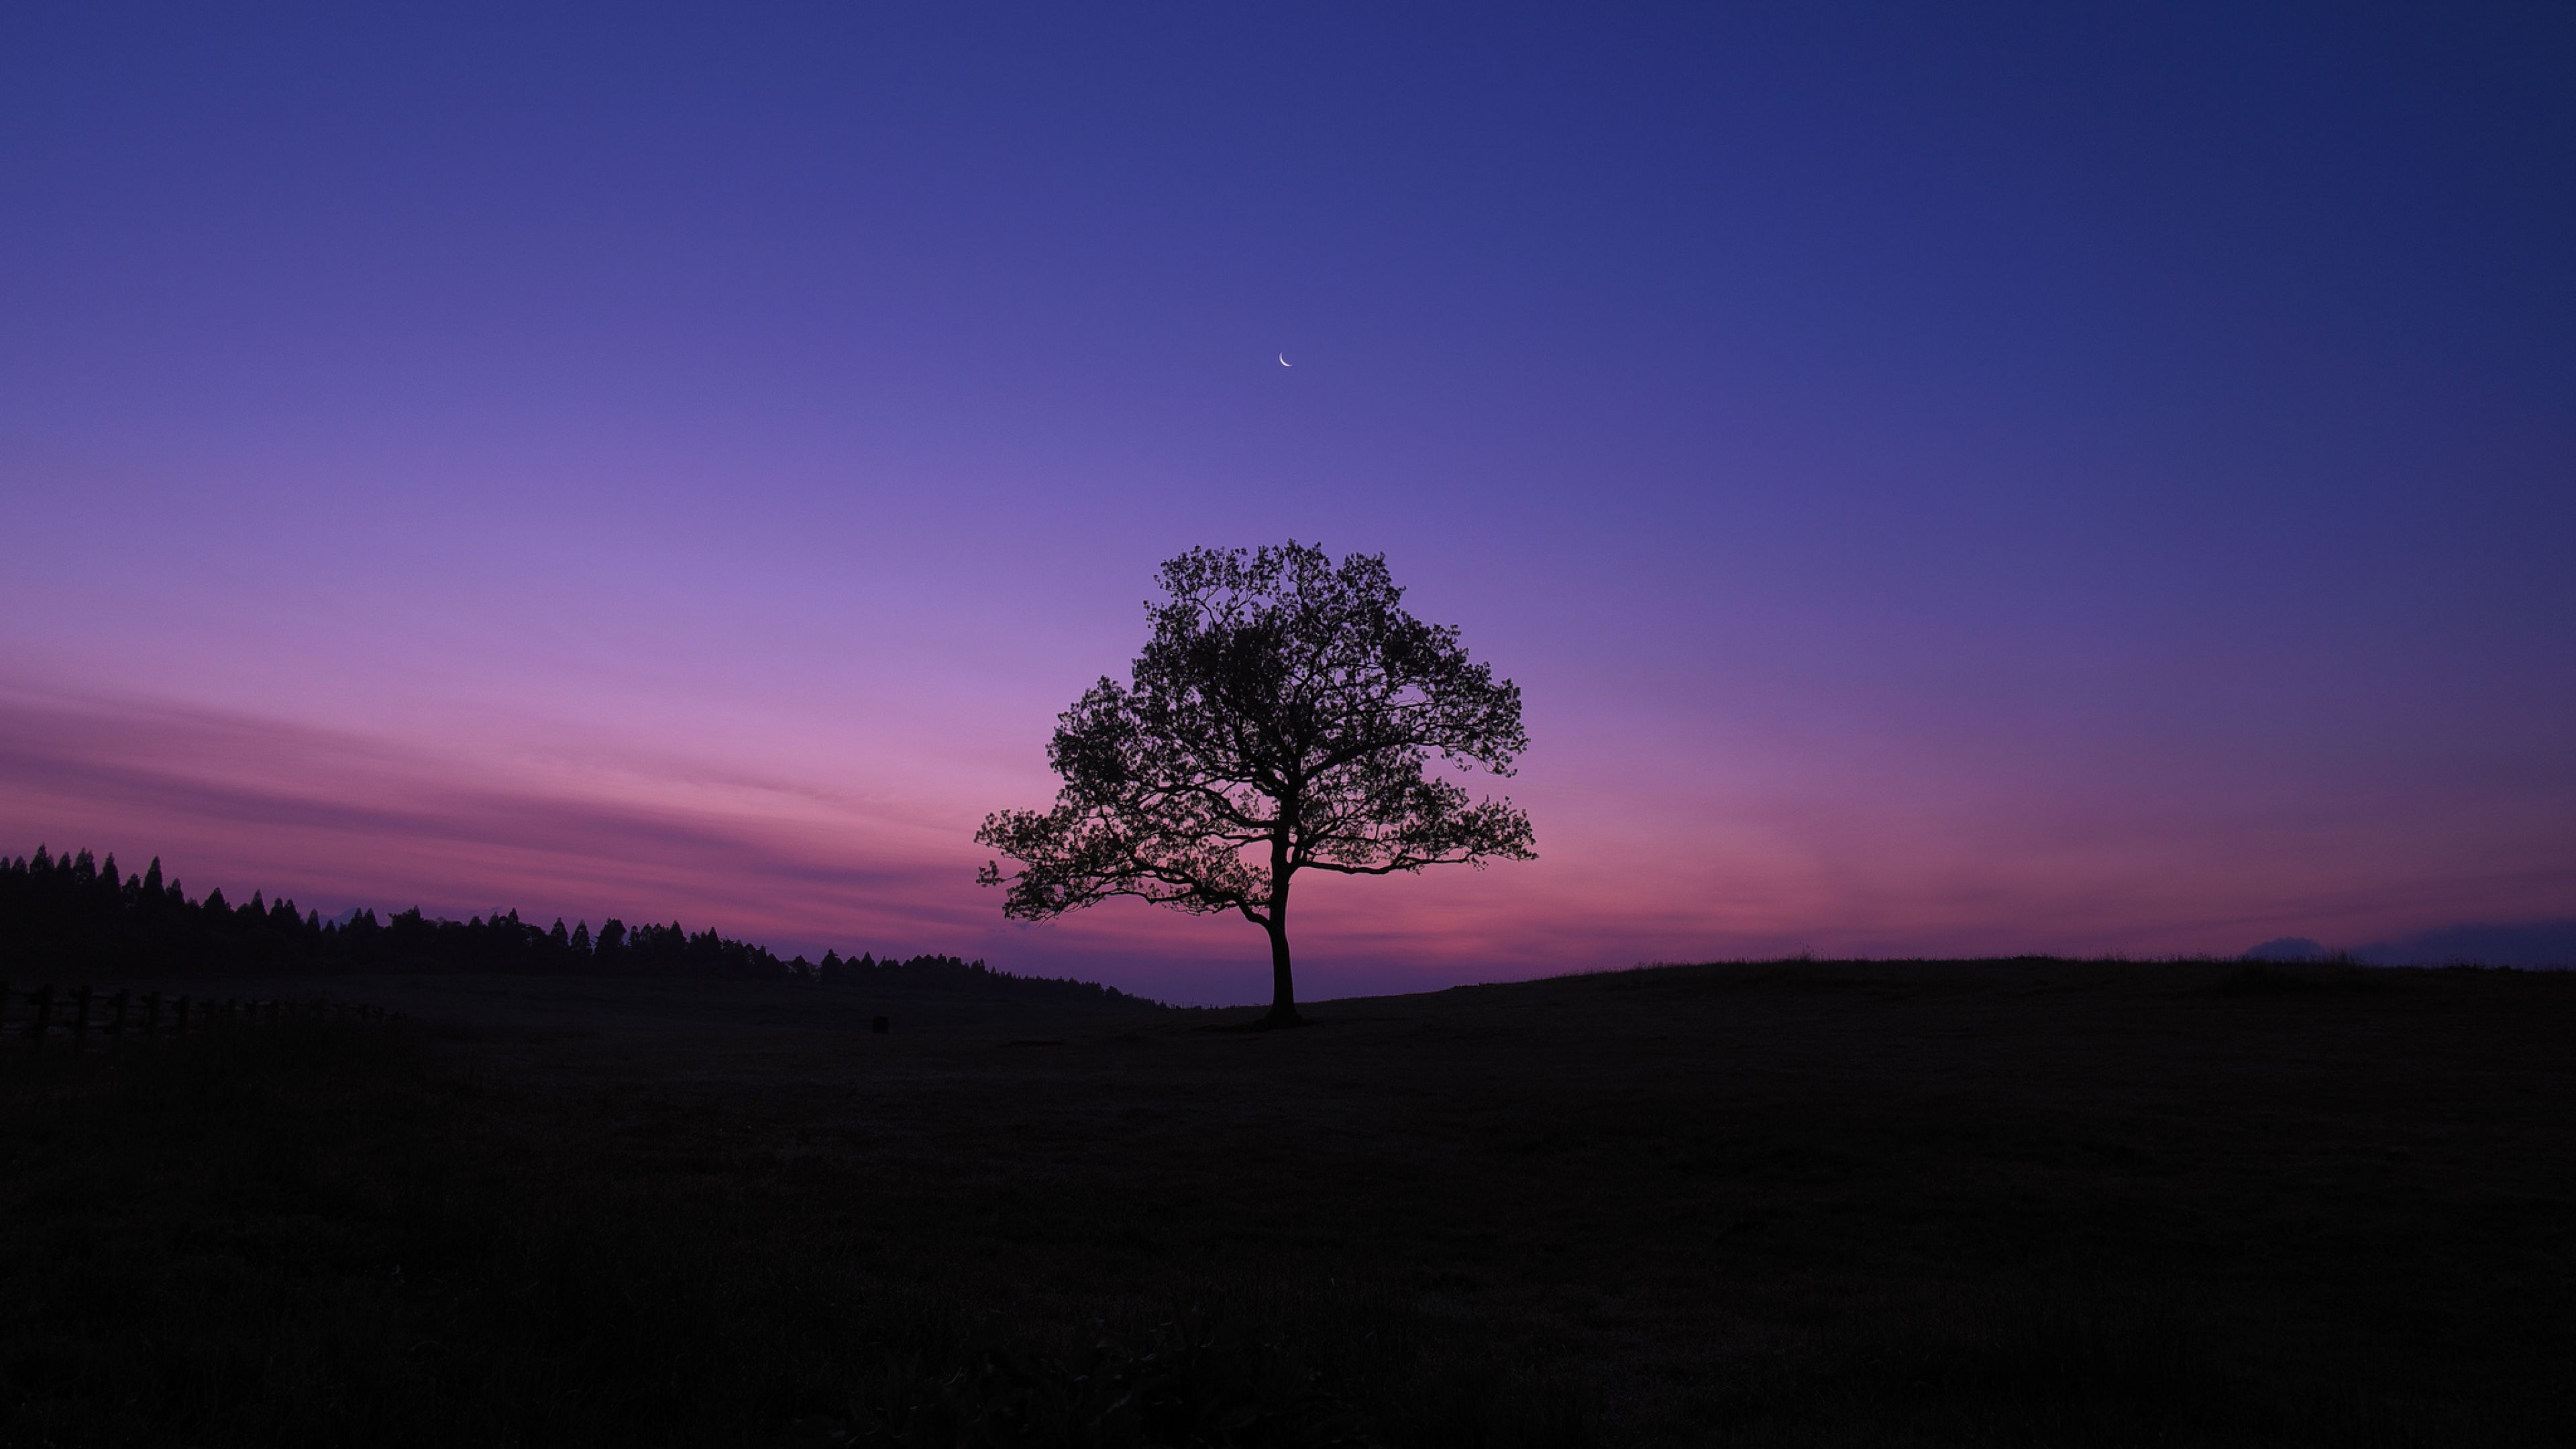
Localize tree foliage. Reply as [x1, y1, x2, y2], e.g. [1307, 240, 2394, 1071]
[977, 542, 1534, 1022]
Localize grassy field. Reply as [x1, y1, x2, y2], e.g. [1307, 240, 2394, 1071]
[4, 959, 2572, 1446]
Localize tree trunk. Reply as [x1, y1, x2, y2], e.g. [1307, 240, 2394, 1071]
[1263, 833, 1302, 1027]
[1263, 918, 1301, 1026]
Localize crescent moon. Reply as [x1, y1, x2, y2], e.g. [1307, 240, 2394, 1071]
[1279, 353, 1292, 367]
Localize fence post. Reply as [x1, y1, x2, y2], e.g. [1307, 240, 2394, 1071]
[176, 996, 191, 1034]
[109, 990, 129, 1044]
[143, 991, 161, 1038]
[0, 981, 9, 1036]
[72, 986, 93, 1052]
[32, 985, 54, 1047]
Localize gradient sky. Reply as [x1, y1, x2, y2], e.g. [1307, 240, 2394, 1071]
[5, 4, 2572, 1001]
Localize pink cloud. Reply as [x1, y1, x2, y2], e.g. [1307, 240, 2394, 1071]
[5, 672, 2572, 1006]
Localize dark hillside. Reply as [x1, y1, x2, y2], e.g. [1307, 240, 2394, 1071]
[5, 957, 2572, 1446]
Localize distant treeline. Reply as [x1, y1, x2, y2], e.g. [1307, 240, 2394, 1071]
[0, 845, 1145, 1004]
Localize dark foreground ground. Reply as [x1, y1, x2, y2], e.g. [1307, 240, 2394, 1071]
[4, 959, 2573, 1446]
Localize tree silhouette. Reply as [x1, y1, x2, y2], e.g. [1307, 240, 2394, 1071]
[976, 542, 1535, 1026]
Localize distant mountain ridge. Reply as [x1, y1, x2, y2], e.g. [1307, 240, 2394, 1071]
[0, 843, 1150, 1005]
[2247, 922, 2576, 969]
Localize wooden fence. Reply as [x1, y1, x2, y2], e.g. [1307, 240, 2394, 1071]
[0, 981, 398, 1051]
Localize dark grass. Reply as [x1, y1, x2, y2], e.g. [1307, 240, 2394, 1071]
[5, 958, 2574, 1446]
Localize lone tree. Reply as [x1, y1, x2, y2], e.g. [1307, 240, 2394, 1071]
[977, 542, 1535, 1026]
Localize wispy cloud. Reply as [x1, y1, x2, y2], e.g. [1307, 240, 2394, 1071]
[7, 677, 2572, 1002]
[0, 686, 969, 947]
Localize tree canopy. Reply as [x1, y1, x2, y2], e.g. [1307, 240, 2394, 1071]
[977, 542, 1535, 1024]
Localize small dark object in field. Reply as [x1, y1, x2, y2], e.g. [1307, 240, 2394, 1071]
[871, 1014, 889, 1034]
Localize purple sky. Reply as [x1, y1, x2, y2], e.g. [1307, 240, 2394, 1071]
[5, 5, 2572, 1002]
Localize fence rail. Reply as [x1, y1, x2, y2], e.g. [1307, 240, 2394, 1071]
[0, 981, 398, 1051]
